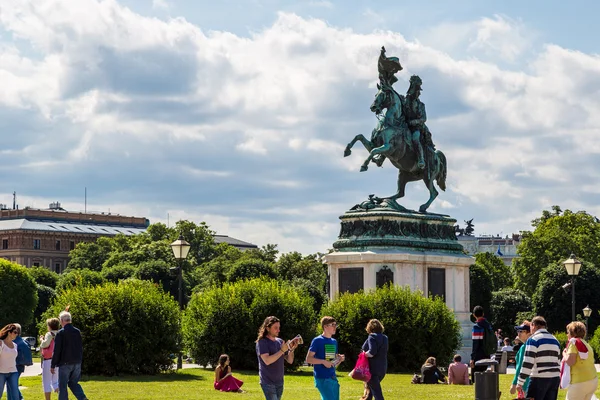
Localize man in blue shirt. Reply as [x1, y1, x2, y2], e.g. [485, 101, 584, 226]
[51, 311, 88, 400]
[306, 316, 345, 400]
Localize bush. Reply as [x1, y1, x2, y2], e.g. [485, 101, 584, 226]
[102, 263, 137, 283]
[0, 260, 38, 327]
[553, 331, 568, 351]
[41, 279, 180, 375]
[489, 288, 532, 336]
[515, 311, 536, 326]
[183, 278, 315, 371]
[28, 266, 59, 289]
[56, 269, 106, 292]
[469, 264, 492, 312]
[589, 327, 600, 363]
[320, 285, 461, 372]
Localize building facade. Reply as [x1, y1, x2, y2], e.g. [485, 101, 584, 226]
[0, 205, 148, 272]
[458, 234, 521, 265]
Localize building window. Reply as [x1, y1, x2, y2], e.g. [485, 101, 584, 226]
[55, 263, 62, 274]
[338, 268, 364, 294]
[33, 262, 40, 267]
[2, 239, 7, 250]
[427, 268, 446, 300]
[33, 239, 41, 250]
[70, 241, 75, 250]
[55, 240, 61, 251]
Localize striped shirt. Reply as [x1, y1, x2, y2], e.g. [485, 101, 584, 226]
[517, 329, 560, 385]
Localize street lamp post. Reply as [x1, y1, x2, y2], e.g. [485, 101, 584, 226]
[170, 234, 191, 370]
[563, 254, 582, 322]
[583, 305, 592, 339]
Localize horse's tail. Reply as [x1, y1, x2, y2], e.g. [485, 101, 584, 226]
[435, 150, 447, 191]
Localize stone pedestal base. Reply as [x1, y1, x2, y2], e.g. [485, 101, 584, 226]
[324, 249, 473, 362]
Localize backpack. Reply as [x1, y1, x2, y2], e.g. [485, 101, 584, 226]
[41, 332, 55, 360]
[482, 324, 497, 357]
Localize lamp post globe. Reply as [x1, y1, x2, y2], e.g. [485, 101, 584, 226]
[170, 234, 191, 370]
[563, 254, 582, 322]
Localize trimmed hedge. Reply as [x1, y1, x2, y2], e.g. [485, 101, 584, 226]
[321, 285, 461, 372]
[41, 279, 180, 375]
[0, 260, 38, 327]
[28, 266, 59, 289]
[183, 278, 315, 371]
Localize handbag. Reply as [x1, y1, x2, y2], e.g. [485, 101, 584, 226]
[349, 352, 371, 382]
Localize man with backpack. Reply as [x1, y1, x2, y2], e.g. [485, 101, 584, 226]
[470, 305, 495, 384]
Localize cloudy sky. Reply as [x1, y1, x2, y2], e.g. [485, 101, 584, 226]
[1, 0, 599, 254]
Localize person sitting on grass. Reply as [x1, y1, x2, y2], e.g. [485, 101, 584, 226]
[214, 354, 244, 393]
[421, 357, 447, 384]
[447, 354, 469, 385]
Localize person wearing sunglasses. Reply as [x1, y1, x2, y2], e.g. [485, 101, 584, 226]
[0, 324, 20, 400]
[306, 316, 345, 400]
[510, 321, 532, 396]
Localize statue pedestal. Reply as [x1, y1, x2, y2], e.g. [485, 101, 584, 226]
[324, 208, 474, 361]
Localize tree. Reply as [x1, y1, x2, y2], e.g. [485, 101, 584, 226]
[227, 259, 277, 282]
[275, 252, 327, 290]
[0, 260, 38, 327]
[56, 269, 106, 292]
[24, 284, 56, 336]
[474, 252, 512, 291]
[101, 263, 137, 283]
[532, 261, 600, 333]
[469, 264, 493, 312]
[489, 288, 532, 336]
[513, 207, 600, 296]
[67, 237, 114, 271]
[28, 266, 59, 289]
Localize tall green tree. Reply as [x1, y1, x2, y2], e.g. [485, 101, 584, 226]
[513, 207, 600, 296]
[474, 252, 512, 291]
[532, 261, 600, 333]
[68, 237, 114, 271]
[469, 264, 493, 312]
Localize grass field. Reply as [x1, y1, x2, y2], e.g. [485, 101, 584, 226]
[8, 368, 599, 399]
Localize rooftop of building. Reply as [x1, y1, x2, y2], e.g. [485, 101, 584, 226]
[214, 234, 258, 249]
[0, 203, 149, 229]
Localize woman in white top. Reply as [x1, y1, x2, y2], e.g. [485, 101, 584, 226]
[0, 323, 20, 400]
[40, 318, 61, 399]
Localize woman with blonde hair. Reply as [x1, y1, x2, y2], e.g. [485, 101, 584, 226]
[562, 321, 597, 400]
[421, 357, 447, 384]
[361, 319, 388, 400]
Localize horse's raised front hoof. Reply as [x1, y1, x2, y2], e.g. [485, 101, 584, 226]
[343, 147, 352, 157]
[360, 165, 368, 172]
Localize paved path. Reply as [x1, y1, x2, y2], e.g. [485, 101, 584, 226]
[21, 363, 202, 377]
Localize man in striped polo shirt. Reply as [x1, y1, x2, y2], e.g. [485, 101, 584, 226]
[517, 316, 561, 400]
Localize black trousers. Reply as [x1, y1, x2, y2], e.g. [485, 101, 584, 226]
[526, 377, 560, 400]
[366, 374, 385, 400]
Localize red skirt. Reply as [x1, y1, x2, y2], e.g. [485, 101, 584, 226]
[214, 375, 244, 392]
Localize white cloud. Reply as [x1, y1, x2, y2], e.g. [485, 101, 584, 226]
[0, 1, 599, 253]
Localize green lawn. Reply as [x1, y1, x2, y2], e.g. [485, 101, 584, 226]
[10, 368, 600, 399]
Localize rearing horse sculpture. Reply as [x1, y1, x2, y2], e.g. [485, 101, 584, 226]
[343, 80, 447, 213]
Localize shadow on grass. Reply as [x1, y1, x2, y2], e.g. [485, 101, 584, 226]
[80, 370, 206, 383]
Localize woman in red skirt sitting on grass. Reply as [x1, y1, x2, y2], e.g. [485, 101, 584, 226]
[214, 354, 244, 393]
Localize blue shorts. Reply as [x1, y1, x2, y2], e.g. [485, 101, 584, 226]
[315, 377, 339, 400]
